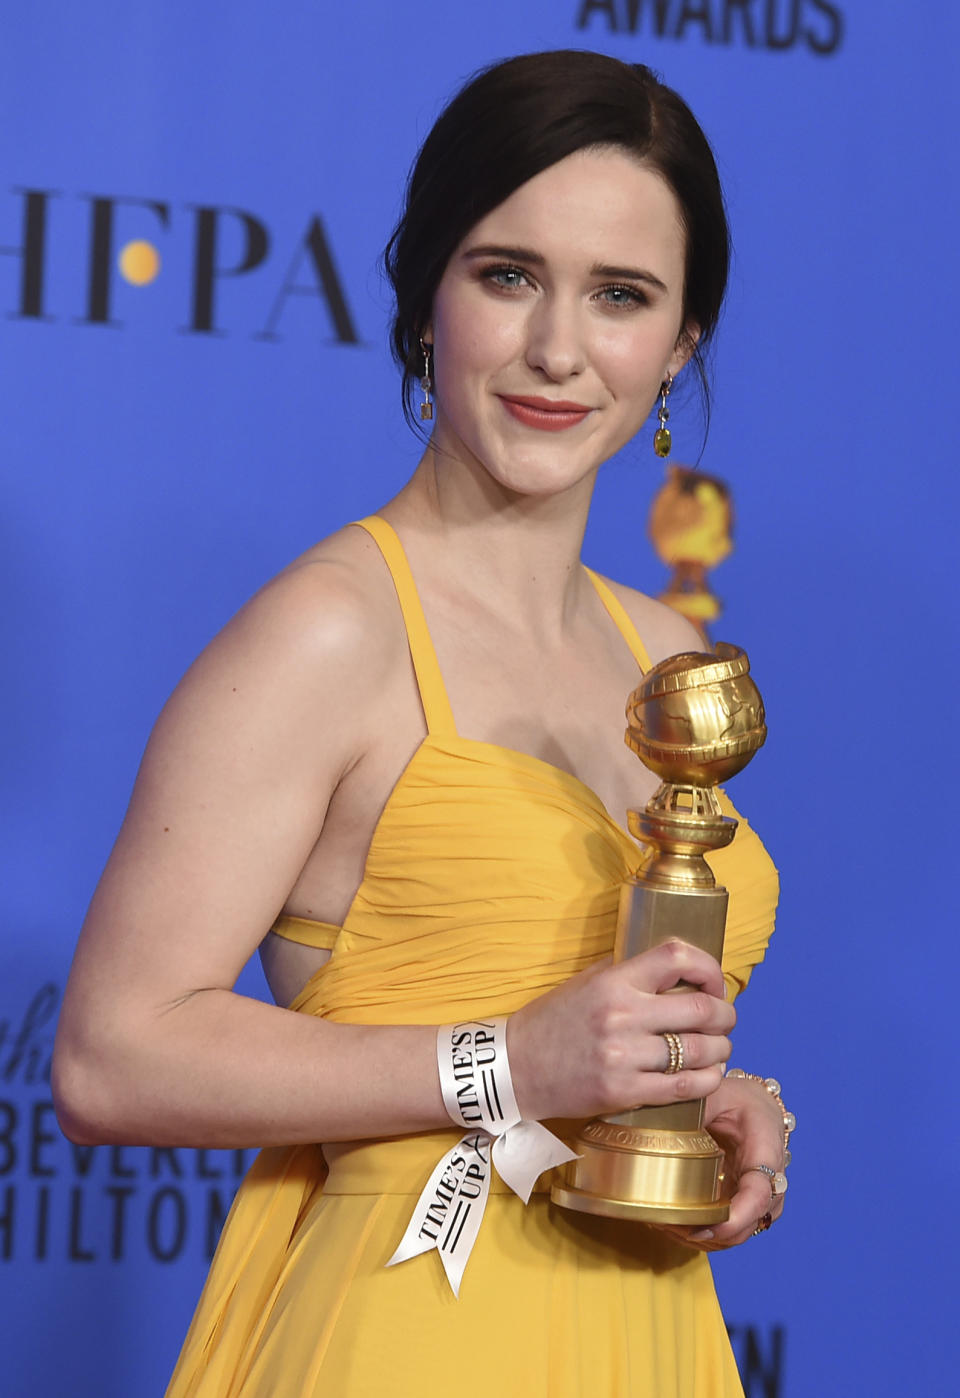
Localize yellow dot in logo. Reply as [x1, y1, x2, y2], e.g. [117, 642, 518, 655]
[118, 240, 161, 285]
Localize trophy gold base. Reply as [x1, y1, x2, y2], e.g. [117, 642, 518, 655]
[550, 1118, 730, 1225]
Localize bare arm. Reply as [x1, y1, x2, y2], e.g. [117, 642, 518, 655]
[53, 557, 447, 1148]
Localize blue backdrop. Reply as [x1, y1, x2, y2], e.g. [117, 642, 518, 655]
[3, 3, 957, 1394]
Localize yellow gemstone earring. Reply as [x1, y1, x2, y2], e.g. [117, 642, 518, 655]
[653, 373, 673, 458]
[419, 339, 434, 421]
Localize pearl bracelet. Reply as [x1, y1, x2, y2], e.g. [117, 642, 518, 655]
[725, 1069, 796, 1170]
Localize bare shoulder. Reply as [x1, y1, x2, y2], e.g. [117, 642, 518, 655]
[590, 572, 706, 667]
[211, 522, 400, 676]
[161, 522, 404, 745]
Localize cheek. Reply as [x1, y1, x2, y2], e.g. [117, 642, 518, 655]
[433, 288, 523, 379]
[593, 322, 677, 401]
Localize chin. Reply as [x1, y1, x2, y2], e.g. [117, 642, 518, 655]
[479, 438, 607, 498]
[490, 461, 597, 499]
[435, 418, 611, 498]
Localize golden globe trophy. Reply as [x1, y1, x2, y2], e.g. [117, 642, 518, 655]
[551, 643, 766, 1224]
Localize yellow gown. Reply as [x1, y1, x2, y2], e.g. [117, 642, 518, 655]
[166, 516, 780, 1398]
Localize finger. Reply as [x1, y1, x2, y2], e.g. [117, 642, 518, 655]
[644, 990, 736, 1037]
[636, 1063, 726, 1105]
[635, 1031, 732, 1073]
[620, 939, 727, 1000]
[699, 1173, 773, 1246]
[650, 1222, 719, 1253]
[645, 1181, 787, 1252]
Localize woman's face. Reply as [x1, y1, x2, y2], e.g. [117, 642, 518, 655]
[426, 146, 694, 499]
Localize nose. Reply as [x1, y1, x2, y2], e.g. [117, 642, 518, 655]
[523, 294, 587, 382]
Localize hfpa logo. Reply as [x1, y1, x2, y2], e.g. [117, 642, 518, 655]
[0, 188, 359, 342]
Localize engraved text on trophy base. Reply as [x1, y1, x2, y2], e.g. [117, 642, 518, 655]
[581, 1120, 719, 1156]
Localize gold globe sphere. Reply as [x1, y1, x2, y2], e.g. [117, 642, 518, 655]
[625, 642, 766, 787]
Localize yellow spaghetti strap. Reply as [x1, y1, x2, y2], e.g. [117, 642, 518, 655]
[353, 516, 458, 737]
[583, 567, 653, 672]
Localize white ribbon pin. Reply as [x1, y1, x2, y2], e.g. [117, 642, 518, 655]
[387, 1019, 577, 1296]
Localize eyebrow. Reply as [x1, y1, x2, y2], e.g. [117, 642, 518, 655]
[462, 244, 669, 294]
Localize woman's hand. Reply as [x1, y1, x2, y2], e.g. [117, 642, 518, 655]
[506, 939, 736, 1122]
[655, 1071, 788, 1252]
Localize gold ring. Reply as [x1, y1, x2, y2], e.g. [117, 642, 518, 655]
[661, 1031, 684, 1075]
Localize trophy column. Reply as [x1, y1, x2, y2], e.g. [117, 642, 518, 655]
[551, 644, 766, 1224]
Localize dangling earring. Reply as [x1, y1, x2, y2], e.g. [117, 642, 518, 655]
[419, 339, 433, 421]
[654, 374, 673, 458]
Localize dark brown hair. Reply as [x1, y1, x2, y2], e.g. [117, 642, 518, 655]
[384, 50, 730, 433]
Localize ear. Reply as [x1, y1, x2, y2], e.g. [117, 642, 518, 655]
[666, 321, 701, 380]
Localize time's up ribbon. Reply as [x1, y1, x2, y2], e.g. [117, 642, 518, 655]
[386, 1018, 578, 1297]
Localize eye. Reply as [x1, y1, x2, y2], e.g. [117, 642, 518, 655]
[596, 284, 649, 310]
[480, 263, 532, 292]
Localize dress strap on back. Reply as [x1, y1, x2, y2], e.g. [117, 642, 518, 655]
[583, 568, 654, 672]
[353, 516, 458, 737]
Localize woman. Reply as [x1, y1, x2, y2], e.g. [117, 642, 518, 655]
[53, 51, 785, 1397]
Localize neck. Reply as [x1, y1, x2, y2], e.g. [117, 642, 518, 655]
[383, 440, 599, 638]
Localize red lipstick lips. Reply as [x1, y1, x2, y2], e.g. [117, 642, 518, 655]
[499, 395, 593, 432]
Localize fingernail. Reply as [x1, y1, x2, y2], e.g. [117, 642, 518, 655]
[690, 1229, 714, 1241]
